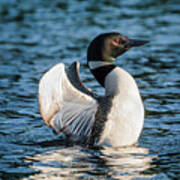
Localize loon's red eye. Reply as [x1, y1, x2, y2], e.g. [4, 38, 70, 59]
[112, 38, 120, 47]
[114, 39, 119, 44]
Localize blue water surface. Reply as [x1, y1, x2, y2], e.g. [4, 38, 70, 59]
[0, 0, 179, 179]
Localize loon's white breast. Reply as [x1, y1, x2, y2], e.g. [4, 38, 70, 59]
[98, 67, 144, 147]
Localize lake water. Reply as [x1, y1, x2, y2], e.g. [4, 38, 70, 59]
[0, 0, 179, 179]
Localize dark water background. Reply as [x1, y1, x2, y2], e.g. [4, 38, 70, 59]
[0, 0, 180, 179]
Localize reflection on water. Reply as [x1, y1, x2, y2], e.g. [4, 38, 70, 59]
[25, 145, 154, 179]
[0, 0, 180, 179]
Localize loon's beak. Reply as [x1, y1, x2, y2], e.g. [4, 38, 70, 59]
[125, 39, 149, 48]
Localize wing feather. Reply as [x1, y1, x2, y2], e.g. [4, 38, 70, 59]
[39, 62, 98, 141]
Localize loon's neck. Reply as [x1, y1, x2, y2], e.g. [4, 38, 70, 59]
[88, 61, 141, 98]
[88, 61, 116, 87]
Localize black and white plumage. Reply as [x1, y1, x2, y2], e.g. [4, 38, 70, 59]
[39, 62, 98, 143]
[39, 32, 148, 147]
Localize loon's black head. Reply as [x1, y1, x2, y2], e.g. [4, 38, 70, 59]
[87, 32, 148, 62]
[87, 32, 149, 87]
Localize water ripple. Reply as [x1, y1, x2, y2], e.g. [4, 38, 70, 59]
[0, 0, 179, 179]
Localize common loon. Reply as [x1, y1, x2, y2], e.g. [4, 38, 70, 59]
[39, 32, 148, 147]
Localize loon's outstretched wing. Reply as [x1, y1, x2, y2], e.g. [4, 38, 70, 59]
[66, 61, 96, 98]
[39, 61, 98, 141]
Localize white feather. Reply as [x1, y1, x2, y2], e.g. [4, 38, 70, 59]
[98, 67, 144, 146]
[39, 63, 98, 140]
[88, 61, 113, 70]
